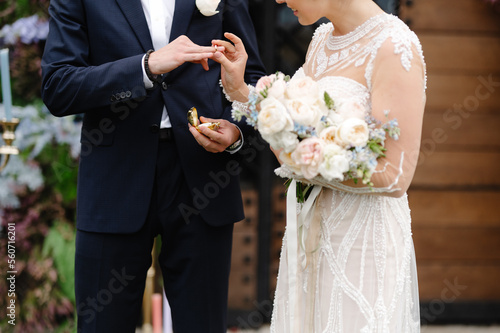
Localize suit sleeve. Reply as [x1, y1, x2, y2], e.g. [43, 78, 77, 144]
[41, 0, 146, 117]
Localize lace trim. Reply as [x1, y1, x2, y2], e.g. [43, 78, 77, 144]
[326, 13, 388, 51]
[220, 79, 232, 102]
[229, 84, 256, 117]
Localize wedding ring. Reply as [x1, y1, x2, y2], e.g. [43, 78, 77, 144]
[213, 45, 218, 52]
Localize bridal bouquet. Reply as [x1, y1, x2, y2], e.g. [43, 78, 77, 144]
[232, 72, 400, 200]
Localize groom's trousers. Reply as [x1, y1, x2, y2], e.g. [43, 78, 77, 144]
[75, 135, 234, 333]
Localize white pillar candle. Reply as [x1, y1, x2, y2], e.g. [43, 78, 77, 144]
[0, 49, 13, 121]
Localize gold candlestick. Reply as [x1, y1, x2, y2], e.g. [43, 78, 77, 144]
[0, 118, 19, 172]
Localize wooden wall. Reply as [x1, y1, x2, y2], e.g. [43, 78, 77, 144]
[400, 0, 500, 311]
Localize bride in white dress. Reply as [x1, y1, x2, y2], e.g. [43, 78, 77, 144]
[213, 0, 426, 331]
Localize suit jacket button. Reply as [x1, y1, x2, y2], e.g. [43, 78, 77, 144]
[125, 91, 132, 98]
[150, 124, 160, 133]
[120, 92, 126, 99]
[115, 93, 121, 100]
[162, 82, 168, 90]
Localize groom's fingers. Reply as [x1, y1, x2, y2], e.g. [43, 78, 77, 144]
[212, 40, 236, 53]
[200, 58, 209, 71]
[189, 124, 226, 153]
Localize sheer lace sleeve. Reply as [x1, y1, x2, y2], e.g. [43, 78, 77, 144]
[334, 31, 426, 197]
[362, 33, 426, 196]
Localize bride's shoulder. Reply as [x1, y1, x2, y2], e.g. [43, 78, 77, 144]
[380, 15, 424, 55]
[313, 22, 333, 37]
[305, 22, 333, 57]
[374, 14, 425, 72]
[311, 22, 333, 43]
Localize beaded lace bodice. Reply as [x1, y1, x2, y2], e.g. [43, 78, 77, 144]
[270, 14, 424, 333]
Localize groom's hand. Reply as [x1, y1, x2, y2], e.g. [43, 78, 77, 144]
[148, 35, 220, 73]
[189, 116, 241, 153]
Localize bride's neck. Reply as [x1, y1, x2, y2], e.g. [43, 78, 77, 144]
[327, 0, 384, 36]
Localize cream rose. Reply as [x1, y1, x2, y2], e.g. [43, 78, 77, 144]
[257, 96, 293, 137]
[286, 98, 323, 127]
[336, 117, 369, 147]
[318, 144, 350, 181]
[319, 126, 339, 144]
[196, 0, 220, 16]
[291, 137, 324, 179]
[286, 76, 321, 105]
[279, 150, 302, 174]
[336, 100, 367, 120]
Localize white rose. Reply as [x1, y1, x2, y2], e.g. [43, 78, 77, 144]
[326, 109, 344, 125]
[257, 97, 293, 136]
[263, 130, 299, 153]
[268, 77, 287, 100]
[196, 0, 220, 16]
[336, 117, 369, 147]
[286, 98, 322, 127]
[318, 144, 350, 181]
[286, 76, 321, 105]
[336, 100, 367, 120]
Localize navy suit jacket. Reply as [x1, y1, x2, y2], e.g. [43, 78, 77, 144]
[41, 0, 265, 233]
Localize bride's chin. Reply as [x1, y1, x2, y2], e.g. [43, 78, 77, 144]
[297, 17, 315, 26]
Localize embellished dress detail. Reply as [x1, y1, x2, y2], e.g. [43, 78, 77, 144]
[270, 14, 426, 333]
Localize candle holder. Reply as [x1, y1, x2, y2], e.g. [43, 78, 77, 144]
[0, 118, 19, 172]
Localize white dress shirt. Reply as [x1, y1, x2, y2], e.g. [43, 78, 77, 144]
[141, 0, 175, 128]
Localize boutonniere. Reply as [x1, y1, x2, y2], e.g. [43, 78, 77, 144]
[196, 0, 221, 16]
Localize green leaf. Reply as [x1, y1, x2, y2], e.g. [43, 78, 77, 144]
[42, 221, 76, 303]
[324, 91, 335, 110]
[37, 143, 79, 204]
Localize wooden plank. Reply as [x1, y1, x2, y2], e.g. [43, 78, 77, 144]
[413, 227, 500, 261]
[228, 270, 257, 310]
[417, 264, 500, 300]
[231, 232, 258, 271]
[412, 152, 500, 187]
[420, 113, 500, 149]
[419, 35, 500, 73]
[426, 74, 500, 111]
[235, 189, 259, 233]
[400, 0, 500, 33]
[408, 190, 500, 227]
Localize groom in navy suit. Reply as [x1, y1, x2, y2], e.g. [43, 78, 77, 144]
[41, 0, 265, 332]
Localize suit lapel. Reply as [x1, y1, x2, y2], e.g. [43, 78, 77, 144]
[169, 0, 196, 42]
[115, 0, 153, 51]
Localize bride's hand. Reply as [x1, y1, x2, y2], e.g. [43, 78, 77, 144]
[212, 32, 250, 102]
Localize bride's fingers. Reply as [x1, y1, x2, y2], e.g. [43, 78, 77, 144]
[212, 51, 233, 68]
[223, 32, 246, 53]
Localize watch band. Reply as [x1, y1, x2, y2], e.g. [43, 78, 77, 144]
[144, 49, 161, 84]
[227, 138, 242, 151]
